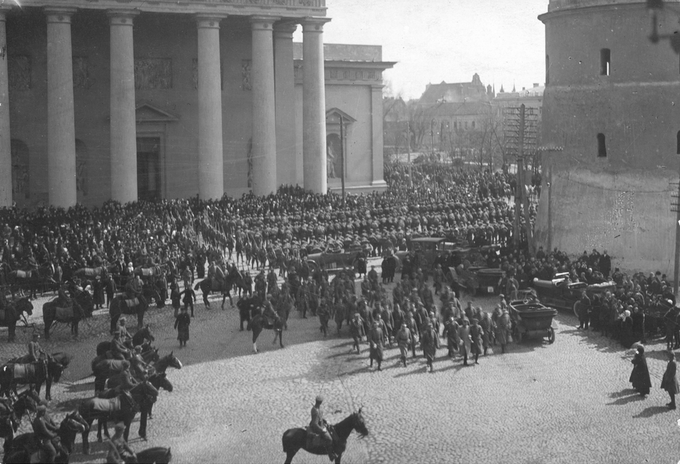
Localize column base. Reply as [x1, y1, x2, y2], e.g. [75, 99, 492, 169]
[327, 181, 387, 195]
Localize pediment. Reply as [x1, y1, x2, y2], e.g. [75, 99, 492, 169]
[326, 108, 356, 124]
[136, 102, 178, 123]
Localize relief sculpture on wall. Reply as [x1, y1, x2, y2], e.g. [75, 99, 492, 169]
[11, 140, 29, 201]
[76, 141, 88, 197]
[135, 58, 172, 90]
[242, 60, 252, 91]
[73, 57, 94, 90]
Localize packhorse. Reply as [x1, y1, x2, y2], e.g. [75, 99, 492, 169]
[0, 297, 32, 342]
[281, 409, 369, 464]
[78, 380, 158, 454]
[109, 289, 158, 333]
[194, 265, 245, 308]
[42, 294, 91, 339]
[0, 388, 43, 454]
[0, 354, 69, 401]
[7, 263, 54, 300]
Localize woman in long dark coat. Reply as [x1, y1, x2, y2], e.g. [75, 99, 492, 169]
[661, 350, 679, 409]
[629, 345, 652, 396]
[174, 306, 191, 348]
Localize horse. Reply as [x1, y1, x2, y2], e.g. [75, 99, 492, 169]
[78, 381, 158, 454]
[95, 325, 155, 357]
[282, 409, 369, 464]
[148, 351, 183, 375]
[42, 296, 91, 339]
[0, 297, 32, 342]
[4, 409, 88, 462]
[7, 263, 54, 299]
[109, 293, 153, 333]
[244, 298, 285, 353]
[0, 356, 67, 401]
[105, 372, 173, 440]
[194, 266, 245, 308]
[0, 388, 43, 454]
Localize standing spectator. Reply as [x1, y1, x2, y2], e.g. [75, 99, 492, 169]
[469, 318, 484, 364]
[395, 322, 411, 367]
[661, 350, 679, 410]
[578, 291, 591, 330]
[458, 318, 472, 366]
[180, 285, 196, 317]
[93, 275, 105, 310]
[629, 345, 651, 397]
[349, 312, 365, 354]
[181, 266, 192, 291]
[170, 281, 181, 317]
[420, 319, 437, 373]
[174, 306, 191, 348]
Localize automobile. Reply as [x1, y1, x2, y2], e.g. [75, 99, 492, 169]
[306, 244, 363, 275]
[532, 272, 616, 313]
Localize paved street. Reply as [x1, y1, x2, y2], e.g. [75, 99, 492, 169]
[2, 275, 680, 464]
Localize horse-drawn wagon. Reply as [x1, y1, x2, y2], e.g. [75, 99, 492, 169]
[509, 299, 557, 344]
[532, 273, 616, 314]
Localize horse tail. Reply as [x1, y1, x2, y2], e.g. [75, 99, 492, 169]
[194, 281, 201, 291]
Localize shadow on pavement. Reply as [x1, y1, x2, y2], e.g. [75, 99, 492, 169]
[609, 388, 638, 399]
[633, 405, 672, 418]
[606, 394, 644, 406]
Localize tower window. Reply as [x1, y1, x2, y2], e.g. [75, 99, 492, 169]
[600, 49, 610, 76]
[597, 133, 607, 157]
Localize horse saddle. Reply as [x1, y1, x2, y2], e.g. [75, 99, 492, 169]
[95, 359, 126, 376]
[11, 363, 38, 381]
[304, 427, 333, 450]
[84, 268, 100, 277]
[15, 270, 29, 279]
[141, 268, 154, 277]
[90, 396, 122, 413]
[124, 298, 139, 308]
[55, 305, 74, 320]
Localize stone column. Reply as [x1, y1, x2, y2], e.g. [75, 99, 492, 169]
[250, 16, 279, 196]
[274, 22, 297, 188]
[302, 17, 330, 194]
[370, 84, 387, 188]
[0, 7, 12, 207]
[108, 10, 138, 204]
[46, 8, 77, 207]
[197, 15, 225, 200]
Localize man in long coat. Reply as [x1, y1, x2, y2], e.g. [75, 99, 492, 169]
[368, 321, 384, 371]
[395, 322, 412, 367]
[421, 319, 438, 372]
[662, 350, 679, 409]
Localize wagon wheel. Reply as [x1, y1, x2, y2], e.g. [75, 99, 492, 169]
[573, 301, 581, 319]
[546, 327, 555, 344]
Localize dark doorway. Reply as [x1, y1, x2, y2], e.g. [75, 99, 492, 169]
[136, 137, 161, 201]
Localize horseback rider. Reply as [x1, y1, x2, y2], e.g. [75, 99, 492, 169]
[27, 332, 48, 372]
[117, 317, 133, 348]
[105, 422, 137, 464]
[31, 405, 63, 463]
[125, 274, 144, 300]
[130, 346, 149, 380]
[309, 396, 336, 462]
[55, 284, 72, 308]
[110, 329, 131, 360]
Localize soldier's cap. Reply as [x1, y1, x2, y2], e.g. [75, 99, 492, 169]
[36, 405, 47, 413]
[315, 395, 324, 404]
[114, 423, 125, 432]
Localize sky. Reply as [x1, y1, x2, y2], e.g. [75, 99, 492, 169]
[294, 0, 548, 100]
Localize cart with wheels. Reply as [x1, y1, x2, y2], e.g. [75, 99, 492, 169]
[509, 301, 557, 344]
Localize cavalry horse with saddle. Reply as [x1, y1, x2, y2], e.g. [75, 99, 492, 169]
[0, 352, 71, 402]
[194, 262, 246, 308]
[5, 262, 56, 300]
[0, 296, 32, 342]
[237, 294, 287, 352]
[42, 281, 94, 339]
[282, 408, 369, 464]
[0, 388, 44, 454]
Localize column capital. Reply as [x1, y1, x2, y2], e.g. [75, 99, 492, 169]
[250, 16, 281, 30]
[273, 21, 298, 38]
[196, 14, 227, 29]
[44, 7, 78, 23]
[107, 9, 140, 26]
[301, 17, 331, 33]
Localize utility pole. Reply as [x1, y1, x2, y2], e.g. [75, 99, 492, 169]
[671, 180, 680, 296]
[340, 114, 346, 206]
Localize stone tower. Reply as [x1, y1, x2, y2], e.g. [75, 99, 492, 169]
[536, 0, 680, 274]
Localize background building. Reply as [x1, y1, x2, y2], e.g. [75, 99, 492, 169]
[535, 0, 680, 274]
[2, 0, 391, 208]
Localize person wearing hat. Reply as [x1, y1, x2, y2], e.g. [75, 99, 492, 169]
[630, 344, 651, 397]
[31, 405, 61, 463]
[420, 318, 438, 373]
[117, 317, 133, 348]
[174, 306, 191, 348]
[368, 320, 384, 371]
[661, 350, 679, 409]
[458, 318, 472, 366]
[349, 312, 365, 354]
[105, 422, 136, 464]
[469, 318, 483, 364]
[307, 395, 336, 461]
[110, 328, 131, 360]
[27, 331, 46, 363]
[396, 322, 413, 367]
